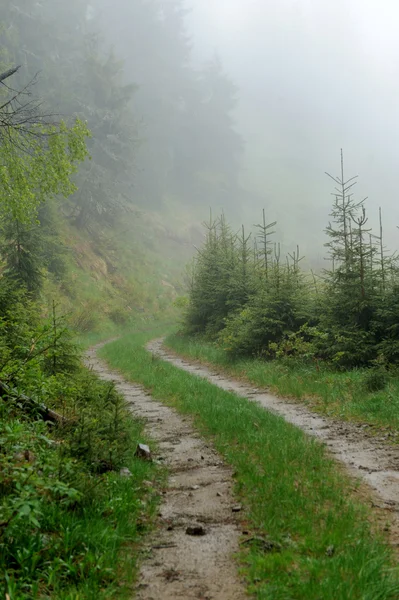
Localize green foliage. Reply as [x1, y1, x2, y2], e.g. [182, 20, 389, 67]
[0, 394, 159, 599]
[0, 0, 245, 223]
[0, 290, 160, 598]
[0, 119, 89, 224]
[0, 220, 44, 295]
[183, 153, 399, 370]
[0, 0, 243, 336]
[185, 214, 256, 337]
[184, 211, 312, 358]
[0, 114, 89, 296]
[220, 271, 311, 358]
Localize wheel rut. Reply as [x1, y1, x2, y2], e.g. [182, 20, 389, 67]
[85, 344, 247, 600]
[148, 338, 399, 548]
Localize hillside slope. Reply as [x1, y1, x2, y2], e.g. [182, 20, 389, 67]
[42, 200, 201, 334]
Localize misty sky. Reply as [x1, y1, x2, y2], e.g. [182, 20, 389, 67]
[186, 0, 399, 254]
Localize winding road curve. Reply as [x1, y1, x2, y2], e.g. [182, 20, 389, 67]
[148, 338, 399, 547]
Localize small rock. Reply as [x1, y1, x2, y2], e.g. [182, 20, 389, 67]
[13, 450, 36, 463]
[135, 443, 152, 461]
[232, 505, 242, 513]
[242, 535, 282, 553]
[216, 492, 222, 497]
[13, 451, 26, 462]
[191, 485, 200, 491]
[186, 525, 206, 536]
[163, 568, 180, 582]
[120, 467, 132, 477]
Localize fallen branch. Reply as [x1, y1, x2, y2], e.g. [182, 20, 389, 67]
[0, 380, 73, 426]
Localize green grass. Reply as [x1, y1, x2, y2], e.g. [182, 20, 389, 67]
[100, 331, 399, 600]
[166, 335, 399, 437]
[76, 318, 176, 350]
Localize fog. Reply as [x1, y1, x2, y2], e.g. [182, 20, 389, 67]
[186, 0, 399, 258]
[6, 0, 399, 266]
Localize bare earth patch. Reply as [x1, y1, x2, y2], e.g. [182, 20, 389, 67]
[86, 345, 246, 600]
[150, 338, 399, 550]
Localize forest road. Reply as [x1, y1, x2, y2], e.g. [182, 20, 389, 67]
[86, 342, 247, 600]
[147, 338, 399, 551]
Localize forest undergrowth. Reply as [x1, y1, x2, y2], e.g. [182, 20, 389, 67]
[0, 294, 165, 600]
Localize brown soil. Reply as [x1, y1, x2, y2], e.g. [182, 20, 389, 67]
[148, 338, 399, 550]
[85, 344, 247, 600]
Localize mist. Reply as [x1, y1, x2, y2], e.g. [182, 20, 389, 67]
[5, 0, 399, 266]
[186, 0, 399, 259]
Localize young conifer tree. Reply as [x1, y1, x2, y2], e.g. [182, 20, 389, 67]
[316, 152, 380, 366]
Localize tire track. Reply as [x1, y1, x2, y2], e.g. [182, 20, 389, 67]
[86, 344, 247, 600]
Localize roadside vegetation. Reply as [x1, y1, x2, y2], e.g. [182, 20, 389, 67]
[101, 331, 399, 600]
[0, 0, 246, 335]
[170, 154, 399, 435]
[0, 288, 162, 600]
[166, 334, 399, 436]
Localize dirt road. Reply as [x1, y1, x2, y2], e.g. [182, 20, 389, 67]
[86, 344, 246, 600]
[148, 338, 399, 545]
[87, 336, 399, 597]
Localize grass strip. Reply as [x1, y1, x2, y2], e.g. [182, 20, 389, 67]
[166, 334, 399, 437]
[100, 331, 399, 600]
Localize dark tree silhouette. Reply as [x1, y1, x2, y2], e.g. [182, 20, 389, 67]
[0, 65, 51, 146]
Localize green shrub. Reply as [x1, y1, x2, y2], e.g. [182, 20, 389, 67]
[363, 369, 388, 393]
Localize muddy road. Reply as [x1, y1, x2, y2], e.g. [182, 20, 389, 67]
[86, 344, 246, 600]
